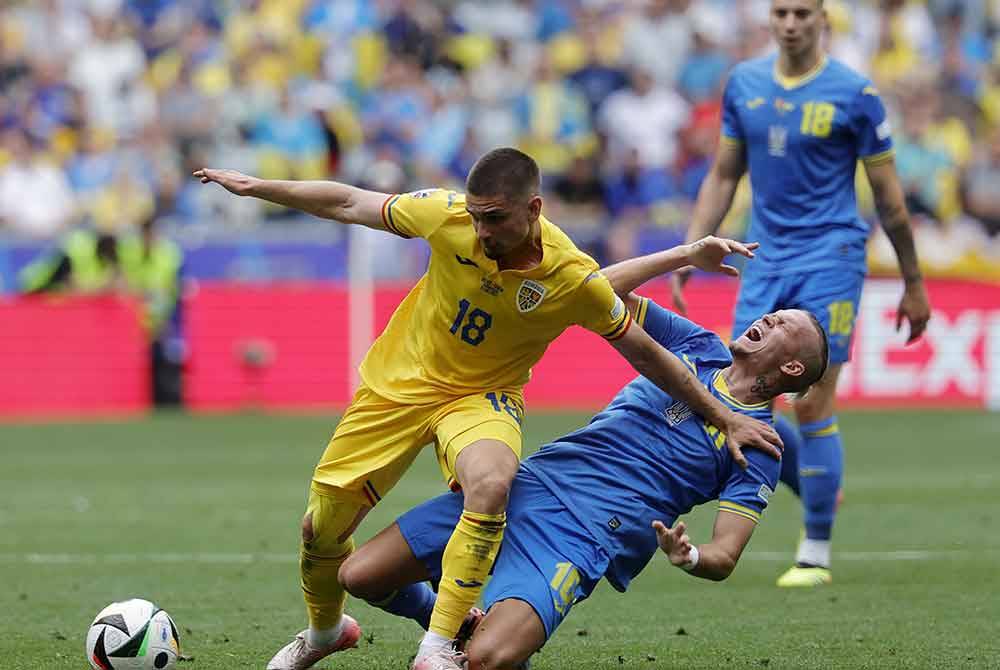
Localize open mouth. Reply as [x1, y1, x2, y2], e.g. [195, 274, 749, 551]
[746, 325, 763, 342]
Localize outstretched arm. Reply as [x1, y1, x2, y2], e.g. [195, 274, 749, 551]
[864, 159, 931, 343]
[610, 324, 782, 466]
[653, 510, 756, 581]
[602, 236, 759, 300]
[194, 168, 391, 231]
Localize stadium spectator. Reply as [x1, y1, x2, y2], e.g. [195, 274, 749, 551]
[894, 82, 962, 224]
[566, 21, 628, 115]
[620, 0, 693, 87]
[598, 66, 690, 170]
[962, 124, 1000, 237]
[515, 53, 593, 174]
[0, 128, 76, 238]
[19, 229, 121, 294]
[68, 8, 152, 135]
[603, 148, 677, 220]
[252, 86, 329, 185]
[676, 101, 723, 202]
[678, 4, 731, 103]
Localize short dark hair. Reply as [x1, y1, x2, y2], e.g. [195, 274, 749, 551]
[466, 147, 541, 201]
[792, 313, 829, 393]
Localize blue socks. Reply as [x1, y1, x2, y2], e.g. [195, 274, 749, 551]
[369, 582, 436, 630]
[798, 416, 843, 541]
[775, 415, 802, 497]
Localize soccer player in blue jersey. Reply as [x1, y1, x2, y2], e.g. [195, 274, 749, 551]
[671, 0, 931, 587]
[337, 293, 829, 670]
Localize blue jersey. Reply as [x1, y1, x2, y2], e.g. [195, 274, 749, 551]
[721, 54, 894, 275]
[522, 298, 779, 592]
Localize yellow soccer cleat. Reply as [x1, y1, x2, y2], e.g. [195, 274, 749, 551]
[776, 565, 832, 587]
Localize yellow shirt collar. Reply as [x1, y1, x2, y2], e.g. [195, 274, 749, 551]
[773, 54, 828, 90]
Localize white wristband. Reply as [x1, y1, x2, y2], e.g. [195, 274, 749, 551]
[680, 545, 700, 572]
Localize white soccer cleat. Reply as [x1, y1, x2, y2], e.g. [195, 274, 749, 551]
[266, 615, 361, 670]
[411, 646, 467, 670]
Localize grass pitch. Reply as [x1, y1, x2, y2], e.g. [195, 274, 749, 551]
[2, 410, 999, 669]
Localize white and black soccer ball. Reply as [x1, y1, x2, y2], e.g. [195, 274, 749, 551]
[85, 599, 180, 670]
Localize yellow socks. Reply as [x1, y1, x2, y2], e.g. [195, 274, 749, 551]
[300, 487, 365, 632]
[300, 537, 354, 631]
[429, 509, 506, 638]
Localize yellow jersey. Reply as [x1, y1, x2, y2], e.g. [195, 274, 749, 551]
[358, 188, 630, 403]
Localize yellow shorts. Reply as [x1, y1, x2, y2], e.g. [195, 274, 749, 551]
[311, 383, 524, 506]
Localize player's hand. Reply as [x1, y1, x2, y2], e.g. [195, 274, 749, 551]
[723, 413, 783, 468]
[670, 270, 692, 315]
[193, 168, 257, 196]
[684, 236, 758, 277]
[896, 281, 930, 344]
[652, 520, 693, 567]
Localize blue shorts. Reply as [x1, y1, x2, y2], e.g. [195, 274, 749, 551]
[733, 267, 865, 364]
[398, 469, 608, 640]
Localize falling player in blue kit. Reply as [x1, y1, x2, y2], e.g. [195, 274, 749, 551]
[672, 0, 931, 587]
[337, 292, 830, 670]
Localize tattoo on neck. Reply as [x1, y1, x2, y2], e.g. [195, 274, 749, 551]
[750, 375, 773, 400]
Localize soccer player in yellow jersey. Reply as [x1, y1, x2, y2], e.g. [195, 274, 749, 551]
[195, 148, 782, 670]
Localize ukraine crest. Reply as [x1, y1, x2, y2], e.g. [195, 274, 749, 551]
[774, 97, 796, 114]
[516, 280, 546, 313]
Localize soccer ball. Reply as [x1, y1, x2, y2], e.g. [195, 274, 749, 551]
[85, 599, 180, 670]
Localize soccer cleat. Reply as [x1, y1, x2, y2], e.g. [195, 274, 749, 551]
[776, 565, 832, 588]
[266, 615, 361, 669]
[411, 647, 467, 670]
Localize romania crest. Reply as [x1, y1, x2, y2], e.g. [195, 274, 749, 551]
[516, 280, 546, 313]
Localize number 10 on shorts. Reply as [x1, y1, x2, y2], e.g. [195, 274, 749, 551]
[550, 562, 581, 614]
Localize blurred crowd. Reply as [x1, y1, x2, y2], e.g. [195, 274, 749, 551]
[2, 0, 1000, 275]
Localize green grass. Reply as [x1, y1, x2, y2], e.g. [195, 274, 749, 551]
[3, 410, 999, 669]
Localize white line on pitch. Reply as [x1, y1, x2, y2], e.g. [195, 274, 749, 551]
[746, 550, 981, 561]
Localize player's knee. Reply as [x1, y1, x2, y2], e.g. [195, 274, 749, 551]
[466, 636, 524, 670]
[462, 472, 514, 512]
[301, 512, 314, 544]
[337, 552, 375, 599]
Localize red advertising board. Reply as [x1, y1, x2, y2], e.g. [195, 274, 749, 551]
[3, 278, 998, 417]
[184, 283, 351, 411]
[527, 279, 1000, 410]
[0, 294, 149, 418]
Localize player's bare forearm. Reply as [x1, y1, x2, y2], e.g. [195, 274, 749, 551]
[686, 173, 736, 242]
[606, 237, 758, 300]
[865, 160, 931, 341]
[194, 168, 389, 230]
[654, 513, 754, 581]
[250, 179, 388, 229]
[867, 160, 922, 284]
[683, 543, 740, 581]
[602, 246, 690, 298]
[613, 326, 732, 429]
[687, 512, 755, 580]
[880, 209, 922, 285]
